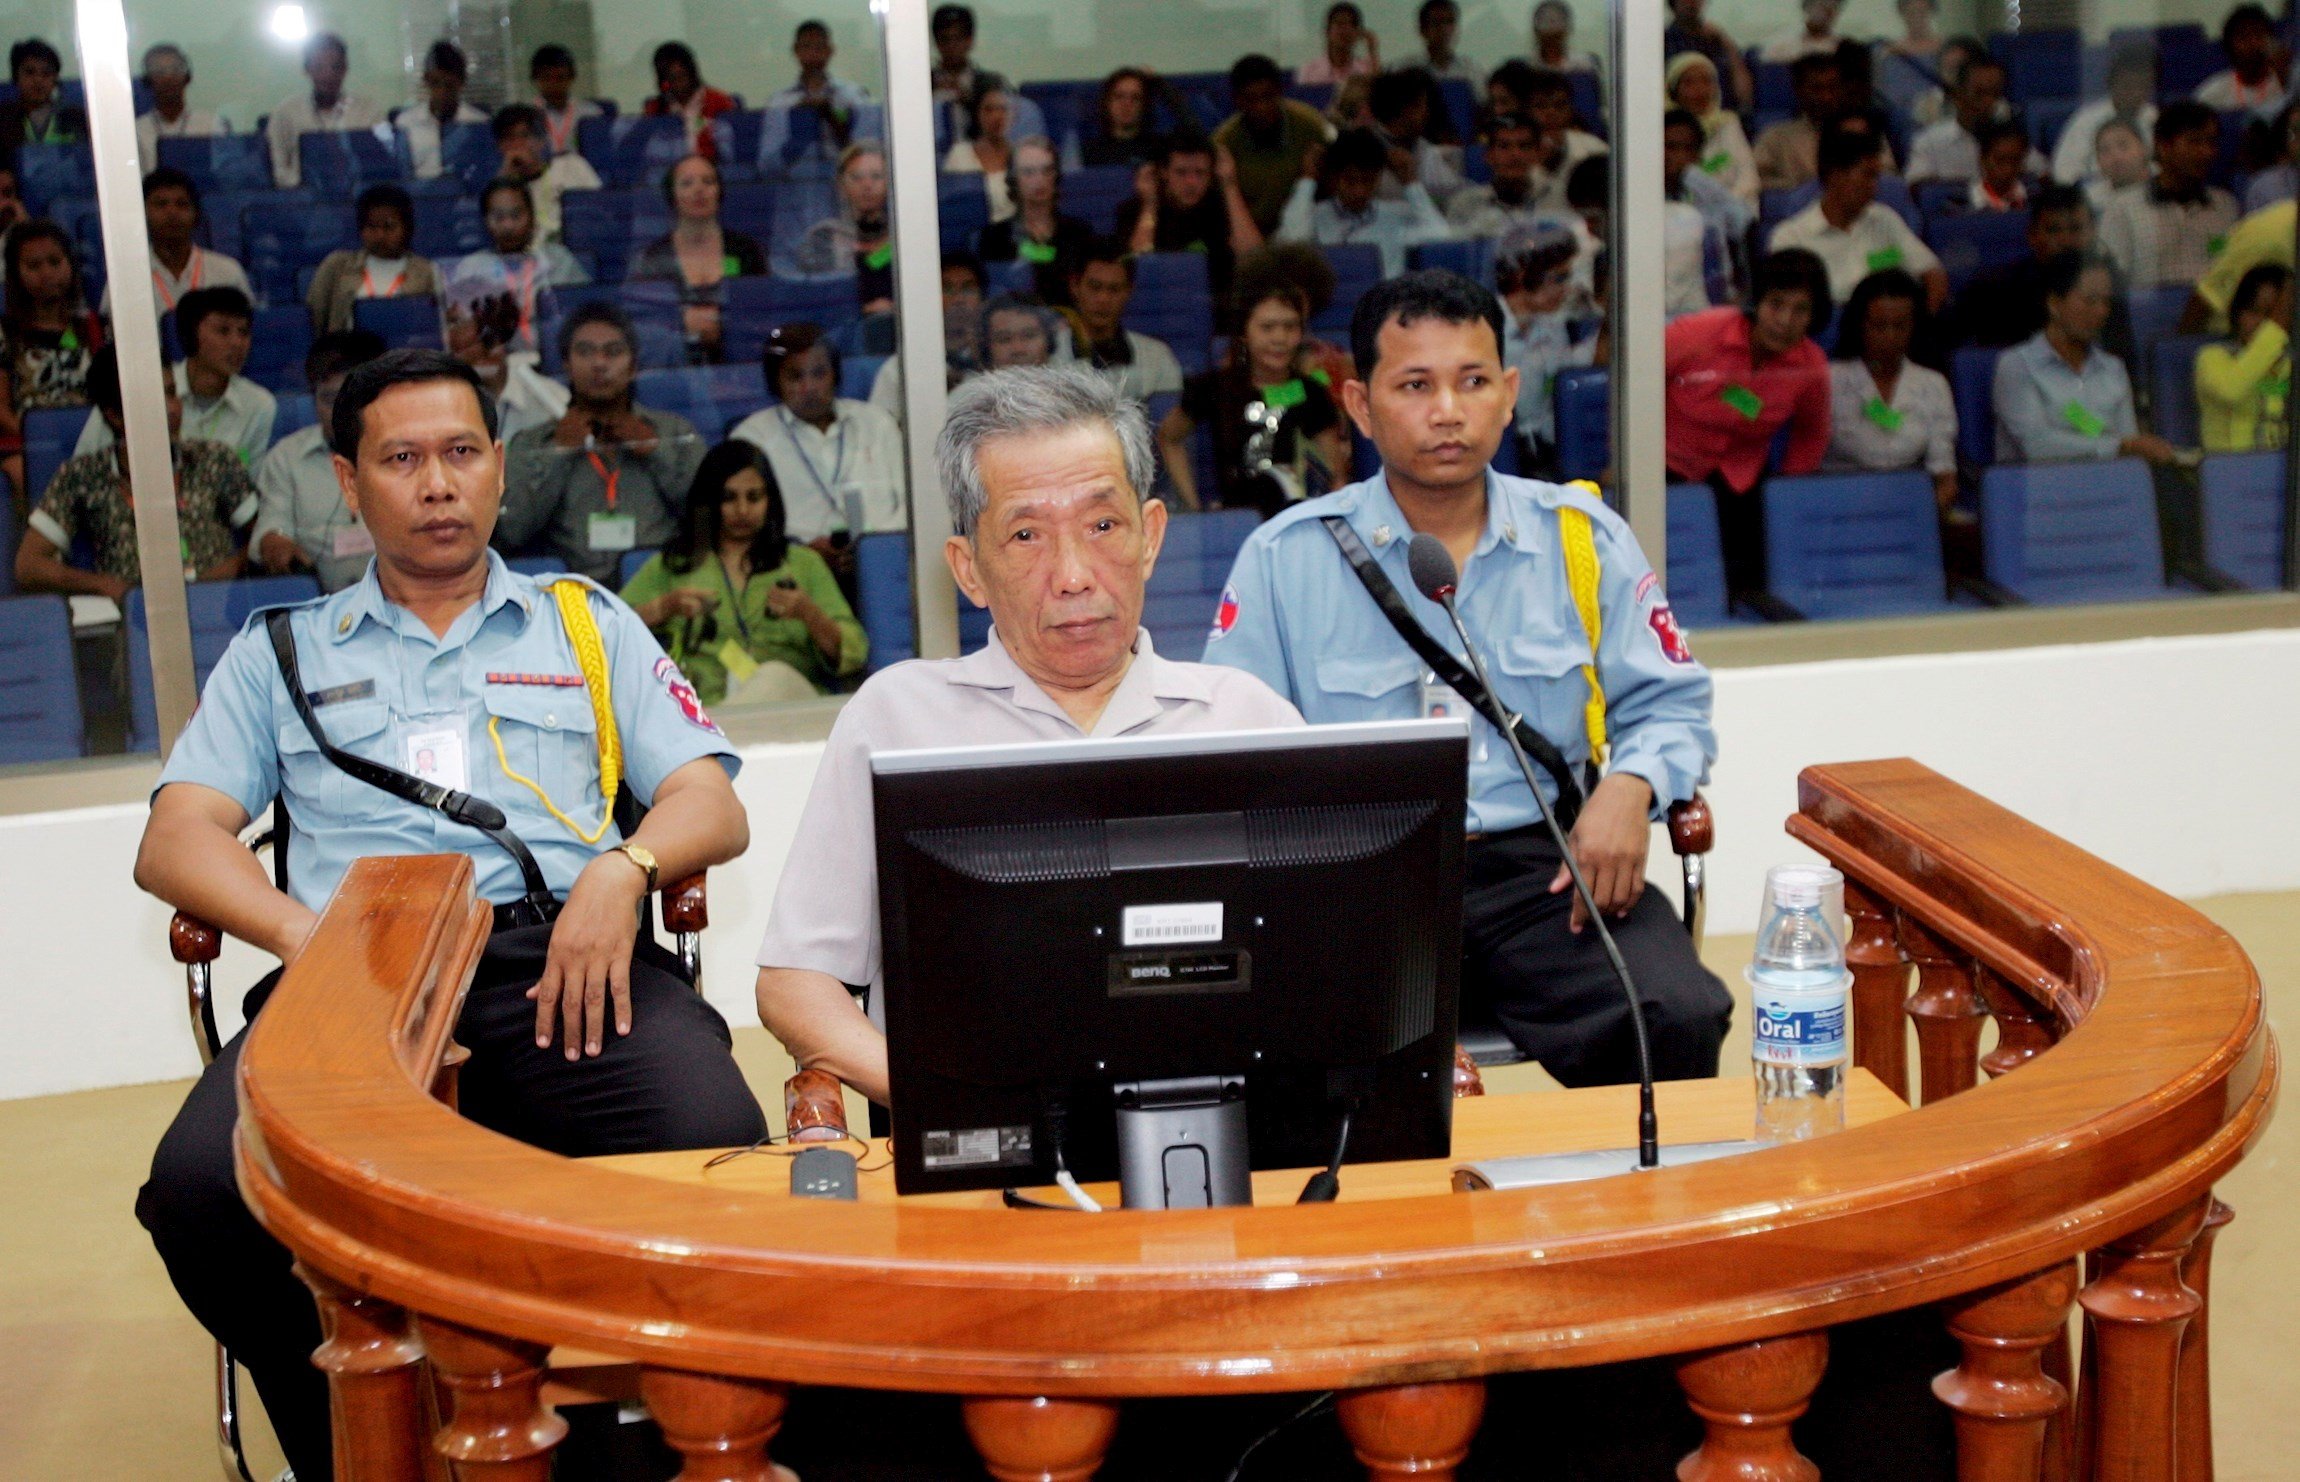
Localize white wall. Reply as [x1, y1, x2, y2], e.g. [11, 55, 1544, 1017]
[7, 624, 2299, 1103]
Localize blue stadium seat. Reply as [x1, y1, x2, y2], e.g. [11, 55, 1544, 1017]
[1443, 77, 1483, 143]
[16, 142, 93, 212]
[241, 200, 359, 307]
[271, 393, 317, 444]
[577, 114, 692, 188]
[1150, 507, 1260, 596]
[841, 353, 886, 403]
[1409, 238, 1498, 285]
[432, 122, 503, 193]
[506, 556, 568, 577]
[1314, 244, 1384, 334]
[2151, 335, 2212, 448]
[1751, 60, 1794, 116]
[22, 405, 85, 508]
[409, 189, 489, 260]
[244, 306, 316, 393]
[1763, 471, 1951, 619]
[619, 549, 654, 587]
[854, 531, 915, 670]
[2026, 97, 2082, 156]
[1951, 345, 2001, 470]
[1912, 179, 1966, 224]
[985, 259, 1035, 296]
[0, 472, 11, 593]
[1125, 252, 1214, 377]
[1991, 28, 2083, 102]
[1064, 164, 1139, 236]
[158, 134, 274, 194]
[938, 174, 991, 256]
[1664, 482, 1732, 628]
[1021, 81, 1099, 149]
[2125, 285, 2190, 363]
[300, 130, 404, 196]
[1554, 367, 1610, 484]
[1926, 213, 2030, 295]
[560, 187, 659, 286]
[354, 295, 446, 351]
[721, 181, 779, 244]
[721, 276, 862, 366]
[2198, 451, 2287, 590]
[0, 596, 82, 765]
[2106, 24, 2216, 98]
[635, 367, 729, 442]
[126, 576, 323, 753]
[1979, 458, 2168, 605]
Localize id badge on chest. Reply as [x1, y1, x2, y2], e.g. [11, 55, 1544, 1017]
[1420, 671, 1488, 761]
[588, 511, 639, 551]
[402, 718, 470, 794]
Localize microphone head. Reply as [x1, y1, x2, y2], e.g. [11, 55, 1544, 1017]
[1406, 532, 1460, 602]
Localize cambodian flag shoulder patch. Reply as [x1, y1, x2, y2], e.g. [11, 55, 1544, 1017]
[1648, 603, 1694, 664]
[654, 655, 723, 733]
[1209, 583, 1241, 642]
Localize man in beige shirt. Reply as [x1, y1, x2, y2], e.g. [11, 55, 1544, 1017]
[754, 364, 1302, 1105]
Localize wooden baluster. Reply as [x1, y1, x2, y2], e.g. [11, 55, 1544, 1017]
[1898, 915, 1987, 1104]
[1334, 1380, 1487, 1482]
[961, 1396, 1121, 1482]
[1844, 879, 1911, 1100]
[299, 1265, 429, 1482]
[2078, 1199, 2209, 1482]
[2039, 1312, 2076, 1482]
[640, 1368, 791, 1481]
[1933, 1260, 2080, 1482]
[2175, 1199, 2234, 1482]
[420, 1319, 567, 1479]
[1674, 1332, 1829, 1482]
[1974, 965, 2056, 1080]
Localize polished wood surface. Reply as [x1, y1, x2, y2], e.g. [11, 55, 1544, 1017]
[230, 762, 2278, 1479]
[1674, 1333, 1828, 1482]
[1334, 1381, 1486, 1482]
[1933, 1261, 2079, 1482]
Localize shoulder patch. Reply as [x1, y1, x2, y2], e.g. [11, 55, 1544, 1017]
[1648, 602, 1695, 665]
[1635, 571, 1659, 604]
[653, 655, 724, 733]
[1209, 583, 1241, 642]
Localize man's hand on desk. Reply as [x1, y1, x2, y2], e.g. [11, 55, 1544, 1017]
[1549, 773, 1653, 933]
[531, 853, 648, 1058]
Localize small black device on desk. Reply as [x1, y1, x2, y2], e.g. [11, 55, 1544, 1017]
[790, 1146, 858, 1200]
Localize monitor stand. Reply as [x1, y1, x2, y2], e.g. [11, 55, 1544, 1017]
[1112, 1075, 1252, 1209]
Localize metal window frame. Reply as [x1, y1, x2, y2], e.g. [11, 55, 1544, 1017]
[1609, 0, 1666, 581]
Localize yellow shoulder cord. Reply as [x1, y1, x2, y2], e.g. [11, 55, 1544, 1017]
[1557, 492, 1609, 769]
[487, 579, 624, 843]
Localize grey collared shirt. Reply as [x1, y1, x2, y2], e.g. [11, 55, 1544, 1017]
[755, 627, 1303, 1000]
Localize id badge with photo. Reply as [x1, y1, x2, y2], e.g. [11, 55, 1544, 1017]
[587, 512, 639, 551]
[403, 721, 469, 794]
[1420, 671, 1488, 761]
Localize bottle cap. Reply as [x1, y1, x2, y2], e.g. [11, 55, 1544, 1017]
[1768, 865, 1836, 910]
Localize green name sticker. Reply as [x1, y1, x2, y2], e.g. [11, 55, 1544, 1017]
[2263, 374, 2289, 401]
[1700, 150, 1732, 175]
[1018, 238, 1059, 264]
[59, 328, 79, 352]
[721, 254, 742, 277]
[864, 242, 894, 270]
[1720, 383, 1764, 420]
[2208, 234, 2229, 258]
[1866, 246, 1904, 272]
[1260, 377, 1309, 409]
[1862, 396, 1904, 432]
[2062, 400, 2107, 438]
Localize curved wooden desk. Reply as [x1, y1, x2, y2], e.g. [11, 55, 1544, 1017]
[235, 760, 2277, 1481]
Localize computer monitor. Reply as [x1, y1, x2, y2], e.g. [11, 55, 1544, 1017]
[873, 718, 1469, 1207]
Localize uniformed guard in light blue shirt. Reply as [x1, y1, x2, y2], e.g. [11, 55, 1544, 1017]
[1202, 268, 1732, 1088]
[133, 349, 765, 1482]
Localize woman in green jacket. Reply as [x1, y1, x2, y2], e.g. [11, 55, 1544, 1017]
[621, 440, 867, 704]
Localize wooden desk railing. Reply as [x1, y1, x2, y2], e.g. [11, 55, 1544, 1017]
[234, 759, 2277, 1482]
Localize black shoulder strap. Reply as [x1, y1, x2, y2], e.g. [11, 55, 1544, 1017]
[265, 609, 559, 920]
[1319, 515, 1585, 826]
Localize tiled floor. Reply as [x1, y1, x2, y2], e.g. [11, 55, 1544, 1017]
[1, 895, 2289, 1480]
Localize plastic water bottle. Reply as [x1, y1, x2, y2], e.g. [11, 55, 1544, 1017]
[1748, 866, 1850, 1142]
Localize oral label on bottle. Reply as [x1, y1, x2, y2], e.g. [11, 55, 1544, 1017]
[1751, 992, 1847, 1066]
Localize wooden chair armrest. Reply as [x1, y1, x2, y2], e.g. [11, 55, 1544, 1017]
[170, 912, 223, 966]
[1666, 794, 1714, 857]
[661, 873, 708, 934]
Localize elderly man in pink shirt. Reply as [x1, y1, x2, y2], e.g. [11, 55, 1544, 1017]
[1664, 248, 1834, 608]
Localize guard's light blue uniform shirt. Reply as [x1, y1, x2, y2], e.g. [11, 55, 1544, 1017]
[1200, 471, 1715, 835]
[158, 550, 741, 913]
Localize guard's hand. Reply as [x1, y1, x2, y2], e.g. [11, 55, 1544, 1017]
[529, 853, 647, 1059]
[1549, 773, 1654, 934]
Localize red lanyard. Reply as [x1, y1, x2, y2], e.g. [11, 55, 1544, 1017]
[154, 252, 203, 310]
[585, 445, 621, 510]
[506, 258, 539, 334]
[544, 106, 575, 153]
[360, 263, 406, 297]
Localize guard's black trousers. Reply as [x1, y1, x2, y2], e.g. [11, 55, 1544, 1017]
[134, 924, 768, 1482]
[1463, 824, 1734, 1085]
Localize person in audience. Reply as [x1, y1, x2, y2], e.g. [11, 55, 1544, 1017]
[1368, 68, 1464, 203]
[2053, 43, 2157, 188]
[1823, 269, 1958, 513]
[1661, 112, 1736, 313]
[1278, 126, 1454, 278]
[1, 39, 86, 163]
[982, 291, 1062, 371]
[135, 43, 226, 176]
[1159, 279, 1346, 513]
[251, 329, 387, 589]
[109, 167, 249, 318]
[1664, 248, 1833, 602]
[305, 184, 441, 334]
[136, 346, 763, 1482]
[1993, 252, 2175, 467]
[452, 317, 569, 446]
[732, 323, 908, 556]
[1882, 0, 1944, 63]
[643, 41, 738, 159]
[1298, 2, 1381, 88]
[1080, 67, 1172, 169]
[1533, 1, 1600, 76]
[787, 141, 893, 319]
[2188, 196, 2300, 334]
[77, 286, 274, 465]
[1120, 136, 1263, 299]
[1905, 33, 1983, 129]
[1755, 52, 1847, 193]
[1494, 224, 1580, 473]
[1952, 184, 2102, 348]
[766, 18, 872, 145]
[529, 44, 603, 157]
[1445, 113, 1561, 240]
[1906, 52, 2029, 185]
[393, 40, 489, 182]
[1669, 51, 1757, 206]
[16, 344, 252, 597]
[1416, 0, 1485, 91]
[977, 137, 1097, 303]
[622, 440, 865, 705]
[1761, 0, 1845, 64]
[2101, 101, 2241, 292]
[944, 87, 1019, 222]
[1526, 67, 1609, 213]
[630, 155, 769, 364]
[2197, 4, 2286, 115]
[1215, 54, 1338, 236]
[2087, 117, 2152, 212]
[1968, 118, 2037, 213]
[1665, 0, 1753, 114]
[492, 103, 602, 250]
[497, 302, 704, 583]
[868, 252, 986, 415]
[1770, 126, 1947, 312]
[2196, 260, 2291, 452]
[0, 218, 101, 502]
[265, 32, 381, 190]
[446, 177, 589, 359]
[930, 3, 1009, 115]
[2244, 102, 2300, 210]
[1061, 238, 1185, 402]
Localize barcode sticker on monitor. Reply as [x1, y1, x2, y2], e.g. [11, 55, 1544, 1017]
[1122, 902, 1224, 947]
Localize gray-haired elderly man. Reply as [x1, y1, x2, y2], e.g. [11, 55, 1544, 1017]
[754, 363, 1302, 1105]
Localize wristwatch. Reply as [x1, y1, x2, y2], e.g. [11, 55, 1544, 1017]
[612, 843, 659, 893]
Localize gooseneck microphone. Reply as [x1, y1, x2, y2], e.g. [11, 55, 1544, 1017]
[1406, 533, 1661, 1171]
